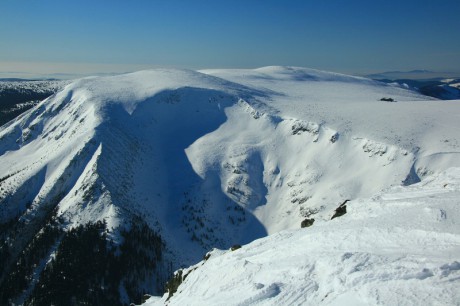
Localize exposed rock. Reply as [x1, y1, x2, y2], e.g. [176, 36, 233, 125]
[330, 132, 339, 143]
[231, 244, 242, 251]
[331, 199, 349, 220]
[300, 218, 315, 228]
[380, 97, 396, 102]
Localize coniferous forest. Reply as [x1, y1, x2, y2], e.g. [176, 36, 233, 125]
[0, 216, 168, 306]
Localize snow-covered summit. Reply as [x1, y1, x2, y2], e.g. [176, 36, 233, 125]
[202, 66, 459, 151]
[1, 67, 459, 304]
[1, 66, 459, 247]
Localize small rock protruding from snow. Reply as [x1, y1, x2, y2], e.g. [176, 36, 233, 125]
[300, 218, 315, 228]
[331, 199, 349, 220]
[380, 97, 396, 102]
[329, 132, 339, 143]
[361, 139, 388, 156]
[237, 99, 263, 119]
[291, 120, 320, 136]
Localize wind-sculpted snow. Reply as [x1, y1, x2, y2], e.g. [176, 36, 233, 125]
[0, 67, 460, 304]
[146, 168, 460, 306]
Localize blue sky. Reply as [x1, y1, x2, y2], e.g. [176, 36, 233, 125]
[1, 0, 460, 78]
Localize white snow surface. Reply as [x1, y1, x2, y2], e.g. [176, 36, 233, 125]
[201, 66, 457, 151]
[1, 67, 459, 266]
[146, 167, 460, 306]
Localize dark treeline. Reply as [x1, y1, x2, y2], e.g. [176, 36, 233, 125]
[0, 86, 56, 126]
[0, 217, 168, 306]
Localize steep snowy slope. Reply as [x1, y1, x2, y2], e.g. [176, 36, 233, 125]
[146, 167, 460, 306]
[0, 67, 459, 304]
[197, 66, 460, 232]
[0, 69, 269, 304]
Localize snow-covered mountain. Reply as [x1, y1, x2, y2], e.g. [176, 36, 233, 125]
[0, 67, 459, 305]
[146, 167, 460, 306]
[377, 77, 460, 100]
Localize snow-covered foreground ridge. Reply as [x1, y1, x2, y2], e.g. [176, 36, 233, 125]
[147, 167, 460, 306]
[0, 67, 459, 301]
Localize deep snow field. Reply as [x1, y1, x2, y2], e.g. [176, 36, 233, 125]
[0, 66, 459, 304]
[146, 167, 460, 305]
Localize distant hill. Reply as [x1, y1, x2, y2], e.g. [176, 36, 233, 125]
[0, 80, 69, 126]
[378, 78, 460, 100]
[365, 70, 459, 80]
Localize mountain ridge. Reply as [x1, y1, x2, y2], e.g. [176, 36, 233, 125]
[1, 67, 459, 304]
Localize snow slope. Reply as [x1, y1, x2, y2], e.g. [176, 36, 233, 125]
[0, 69, 269, 264]
[195, 66, 460, 233]
[201, 66, 458, 151]
[146, 167, 460, 306]
[1, 67, 459, 283]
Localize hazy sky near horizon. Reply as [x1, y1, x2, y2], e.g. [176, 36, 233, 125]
[1, 0, 460, 78]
